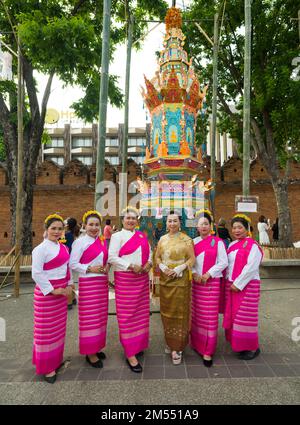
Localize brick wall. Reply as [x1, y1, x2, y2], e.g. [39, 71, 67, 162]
[0, 158, 299, 252]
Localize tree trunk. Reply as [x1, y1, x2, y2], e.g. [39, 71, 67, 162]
[271, 178, 293, 247]
[250, 118, 294, 247]
[5, 128, 41, 254]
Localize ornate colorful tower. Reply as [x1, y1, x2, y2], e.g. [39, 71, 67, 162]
[139, 7, 209, 244]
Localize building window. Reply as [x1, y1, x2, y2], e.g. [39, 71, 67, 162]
[106, 138, 118, 147]
[130, 156, 144, 164]
[136, 137, 146, 146]
[48, 156, 64, 166]
[72, 137, 93, 148]
[45, 138, 64, 148]
[128, 137, 145, 146]
[72, 156, 92, 165]
[128, 138, 137, 146]
[107, 156, 119, 165]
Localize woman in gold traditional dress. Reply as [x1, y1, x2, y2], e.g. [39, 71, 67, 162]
[155, 211, 195, 365]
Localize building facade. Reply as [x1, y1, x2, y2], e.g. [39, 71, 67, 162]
[42, 123, 151, 167]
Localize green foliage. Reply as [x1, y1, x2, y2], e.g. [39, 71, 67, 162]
[41, 129, 51, 145]
[183, 0, 300, 164]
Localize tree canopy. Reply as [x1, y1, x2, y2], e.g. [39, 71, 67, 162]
[0, 0, 168, 123]
[183, 0, 300, 164]
[183, 0, 300, 246]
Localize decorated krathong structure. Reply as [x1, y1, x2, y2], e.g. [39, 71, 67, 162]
[139, 7, 211, 245]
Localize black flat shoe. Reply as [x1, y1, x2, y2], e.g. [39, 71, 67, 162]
[238, 348, 261, 360]
[55, 362, 65, 373]
[85, 355, 103, 368]
[203, 358, 213, 368]
[96, 351, 106, 360]
[44, 374, 57, 384]
[237, 350, 247, 356]
[136, 351, 144, 357]
[126, 359, 143, 373]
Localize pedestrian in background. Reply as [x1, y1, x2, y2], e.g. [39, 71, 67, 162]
[217, 218, 232, 248]
[103, 219, 113, 248]
[64, 217, 80, 309]
[257, 215, 270, 245]
[272, 218, 279, 242]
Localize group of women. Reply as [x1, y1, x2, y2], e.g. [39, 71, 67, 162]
[32, 207, 263, 383]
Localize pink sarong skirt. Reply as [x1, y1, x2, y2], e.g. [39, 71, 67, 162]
[114, 271, 150, 358]
[190, 277, 220, 357]
[32, 277, 68, 375]
[223, 279, 260, 352]
[78, 275, 109, 355]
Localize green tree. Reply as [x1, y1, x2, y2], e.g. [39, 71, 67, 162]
[0, 0, 167, 253]
[184, 0, 300, 246]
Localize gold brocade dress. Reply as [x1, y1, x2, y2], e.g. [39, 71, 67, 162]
[155, 232, 195, 352]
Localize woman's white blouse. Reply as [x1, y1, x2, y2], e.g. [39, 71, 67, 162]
[32, 239, 72, 296]
[69, 235, 106, 278]
[227, 240, 262, 291]
[108, 229, 152, 272]
[192, 236, 228, 278]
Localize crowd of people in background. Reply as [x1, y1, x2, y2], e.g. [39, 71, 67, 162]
[31, 207, 269, 383]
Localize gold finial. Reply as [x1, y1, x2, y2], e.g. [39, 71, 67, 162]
[165, 7, 182, 32]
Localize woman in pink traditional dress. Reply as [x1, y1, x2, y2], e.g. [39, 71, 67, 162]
[190, 209, 228, 367]
[32, 214, 73, 383]
[108, 207, 152, 373]
[70, 210, 109, 368]
[223, 214, 263, 360]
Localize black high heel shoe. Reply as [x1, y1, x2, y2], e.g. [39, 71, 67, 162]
[238, 348, 260, 360]
[44, 373, 57, 384]
[85, 355, 103, 368]
[126, 359, 143, 373]
[203, 358, 213, 368]
[96, 352, 106, 360]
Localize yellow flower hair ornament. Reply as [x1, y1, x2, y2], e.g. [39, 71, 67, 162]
[44, 213, 64, 224]
[233, 213, 251, 224]
[195, 209, 213, 219]
[82, 210, 102, 224]
[121, 206, 140, 216]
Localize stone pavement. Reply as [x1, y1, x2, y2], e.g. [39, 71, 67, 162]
[0, 279, 299, 405]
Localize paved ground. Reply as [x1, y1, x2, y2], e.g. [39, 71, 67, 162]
[0, 279, 299, 405]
